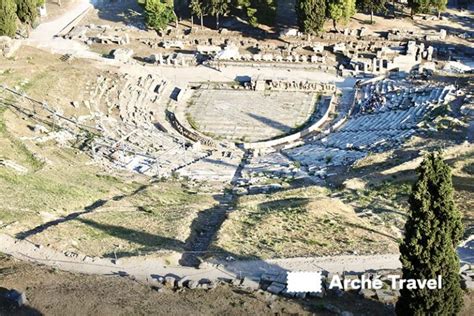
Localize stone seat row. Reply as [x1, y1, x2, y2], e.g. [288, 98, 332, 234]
[343, 105, 428, 131]
[321, 129, 415, 150]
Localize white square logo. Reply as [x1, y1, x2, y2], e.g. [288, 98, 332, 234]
[287, 271, 323, 293]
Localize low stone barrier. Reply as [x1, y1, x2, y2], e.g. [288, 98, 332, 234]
[166, 110, 216, 147]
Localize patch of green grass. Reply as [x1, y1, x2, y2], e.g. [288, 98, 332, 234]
[0, 168, 115, 214]
[24, 180, 217, 257]
[0, 108, 45, 170]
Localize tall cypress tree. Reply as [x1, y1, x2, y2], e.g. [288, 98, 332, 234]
[15, 0, 37, 25]
[0, 0, 17, 37]
[396, 152, 464, 315]
[297, 0, 326, 35]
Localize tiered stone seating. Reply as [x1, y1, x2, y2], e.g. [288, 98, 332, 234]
[278, 82, 456, 176]
[358, 80, 455, 113]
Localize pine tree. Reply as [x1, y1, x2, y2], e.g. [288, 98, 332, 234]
[15, 0, 37, 25]
[396, 152, 464, 315]
[327, 0, 356, 31]
[297, 0, 326, 35]
[0, 0, 17, 37]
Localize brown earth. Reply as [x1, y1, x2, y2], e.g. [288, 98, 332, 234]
[0, 253, 395, 316]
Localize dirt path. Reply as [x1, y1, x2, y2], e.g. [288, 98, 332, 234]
[0, 233, 403, 284]
[25, 0, 99, 58]
[31, 0, 91, 40]
[4, 231, 472, 285]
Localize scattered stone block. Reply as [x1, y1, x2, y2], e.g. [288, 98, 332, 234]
[260, 273, 280, 283]
[186, 280, 197, 289]
[281, 288, 295, 298]
[177, 277, 188, 288]
[240, 277, 260, 291]
[359, 288, 376, 299]
[112, 48, 134, 62]
[439, 29, 447, 40]
[460, 264, 470, 273]
[164, 276, 176, 287]
[324, 303, 341, 314]
[266, 282, 286, 295]
[0, 289, 27, 307]
[375, 289, 398, 304]
[0, 160, 28, 174]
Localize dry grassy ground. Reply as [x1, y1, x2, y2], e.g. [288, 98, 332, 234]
[0, 90, 217, 258]
[0, 129, 217, 258]
[214, 186, 399, 259]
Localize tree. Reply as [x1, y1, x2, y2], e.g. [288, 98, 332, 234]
[327, 0, 356, 31]
[144, 0, 175, 31]
[396, 152, 464, 315]
[297, 0, 326, 35]
[0, 0, 17, 37]
[189, 0, 205, 29]
[407, 0, 448, 18]
[431, 0, 448, 18]
[250, 0, 277, 26]
[407, 0, 431, 16]
[356, 0, 387, 24]
[208, 0, 229, 29]
[246, 6, 258, 27]
[15, 0, 37, 25]
[231, 0, 276, 27]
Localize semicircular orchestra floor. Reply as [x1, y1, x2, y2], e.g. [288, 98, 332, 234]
[186, 89, 318, 142]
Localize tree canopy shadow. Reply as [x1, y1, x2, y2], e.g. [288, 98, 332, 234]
[90, 0, 146, 30]
[15, 184, 150, 240]
[246, 112, 292, 133]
